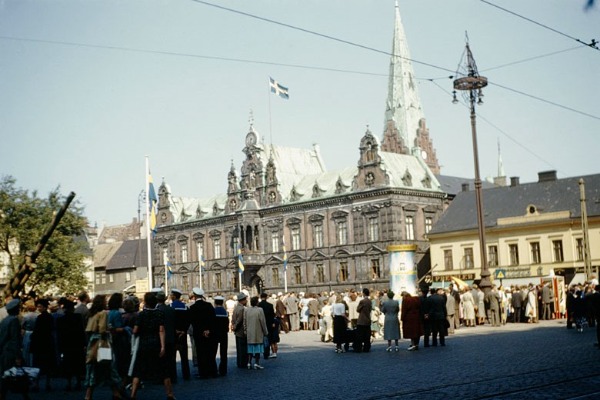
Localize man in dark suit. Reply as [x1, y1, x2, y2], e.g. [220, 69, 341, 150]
[428, 288, 447, 346]
[258, 292, 275, 359]
[188, 287, 217, 379]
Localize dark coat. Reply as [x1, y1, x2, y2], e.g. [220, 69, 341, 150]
[258, 300, 275, 333]
[428, 294, 447, 321]
[157, 303, 176, 345]
[401, 296, 423, 339]
[189, 299, 216, 340]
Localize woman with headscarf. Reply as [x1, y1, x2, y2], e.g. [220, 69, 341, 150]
[381, 291, 400, 351]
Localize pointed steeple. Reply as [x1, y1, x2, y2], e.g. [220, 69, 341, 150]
[494, 139, 507, 186]
[381, 1, 440, 173]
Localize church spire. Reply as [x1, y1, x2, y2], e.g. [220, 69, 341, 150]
[381, 1, 440, 173]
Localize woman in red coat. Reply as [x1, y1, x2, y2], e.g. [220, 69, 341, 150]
[401, 292, 423, 351]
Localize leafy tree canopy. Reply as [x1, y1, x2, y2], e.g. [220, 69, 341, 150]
[0, 175, 89, 296]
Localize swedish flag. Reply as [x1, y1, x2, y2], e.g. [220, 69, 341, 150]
[148, 173, 158, 236]
[237, 245, 244, 273]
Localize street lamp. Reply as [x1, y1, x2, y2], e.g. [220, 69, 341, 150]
[452, 40, 492, 293]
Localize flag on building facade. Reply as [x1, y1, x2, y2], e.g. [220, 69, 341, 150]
[269, 77, 289, 99]
[148, 173, 158, 236]
[237, 245, 245, 273]
[282, 237, 288, 272]
[199, 255, 206, 272]
[167, 260, 173, 280]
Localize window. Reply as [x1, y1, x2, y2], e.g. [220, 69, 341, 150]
[405, 216, 415, 240]
[313, 224, 323, 248]
[530, 242, 541, 264]
[95, 272, 101, 285]
[294, 265, 302, 284]
[231, 274, 238, 291]
[464, 248, 474, 269]
[552, 240, 564, 262]
[214, 238, 221, 259]
[180, 275, 188, 292]
[101, 272, 106, 285]
[339, 262, 349, 282]
[488, 245, 498, 267]
[271, 232, 280, 253]
[509, 244, 519, 266]
[108, 274, 114, 283]
[337, 221, 347, 245]
[272, 268, 280, 286]
[215, 273, 222, 290]
[425, 217, 433, 234]
[444, 250, 453, 271]
[125, 272, 131, 282]
[291, 227, 301, 250]
[371, 259, 381, 279]
[368, 217, 379, 241]
[316, 264, 325, 283]
[181, 243, 188, 263]
[576, 238, 584, 261]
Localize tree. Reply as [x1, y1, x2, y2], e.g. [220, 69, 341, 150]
[0, 175, 89, 295]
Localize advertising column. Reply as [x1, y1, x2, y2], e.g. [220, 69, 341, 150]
[388, 244, 418, 297]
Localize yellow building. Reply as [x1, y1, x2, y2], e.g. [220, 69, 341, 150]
[427, 171, 600, 287]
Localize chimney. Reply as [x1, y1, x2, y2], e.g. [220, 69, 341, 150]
[538, 170, 557, 183]
[461, 183, 470, 192]
[510, 176, 520, 187]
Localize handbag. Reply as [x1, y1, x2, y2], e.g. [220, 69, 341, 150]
[97, 339, 112, 362]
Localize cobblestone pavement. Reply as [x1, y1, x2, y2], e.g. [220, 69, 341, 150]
[13, 320, 600, 400]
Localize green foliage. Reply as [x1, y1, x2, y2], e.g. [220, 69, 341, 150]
[0, 175, 89, 295]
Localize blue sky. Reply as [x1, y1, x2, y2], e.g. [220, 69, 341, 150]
[1, 0, 598, 226]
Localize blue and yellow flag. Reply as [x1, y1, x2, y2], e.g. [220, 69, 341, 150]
[167, 261, 173, 280]
[148, 173, 158, 236]
[199, 255, 206, 272]
[282, 237, 288, 272]
[237, 245, 244, 273]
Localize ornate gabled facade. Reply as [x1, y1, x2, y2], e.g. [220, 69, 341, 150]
[152, 123, 445, 296]
[380, 1, 440, 174]
[149, 3, 447, 296]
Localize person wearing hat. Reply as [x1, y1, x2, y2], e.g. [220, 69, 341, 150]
[170, 288, 191, 381]
[56, 299, 85, 391]
[213, 296, 229, 376]
[0, 298, 24, 398]
[31, 298, 56, 391]
[188, 288, 218, 379]
[231, 292, 248, 368]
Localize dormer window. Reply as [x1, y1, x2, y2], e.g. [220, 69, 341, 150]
[402, 171, 412, 187]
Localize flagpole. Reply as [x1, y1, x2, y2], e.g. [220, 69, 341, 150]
[164, 262, 169, 294]
[145, 156, 153, 289]
[282, 237, 288, 293]
[268, 77, 273, 145]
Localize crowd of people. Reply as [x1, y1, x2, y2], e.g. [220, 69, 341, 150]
[1, 280, 600, 399]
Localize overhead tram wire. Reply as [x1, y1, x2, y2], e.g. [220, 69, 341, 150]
[2, 25, 598, 122]
[0, 36, 386, 77]
[481, 45, 588, 72]
[188, 0, 456, 74]
[429, 80, 563, 175]
[480, 0, 599, 51]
